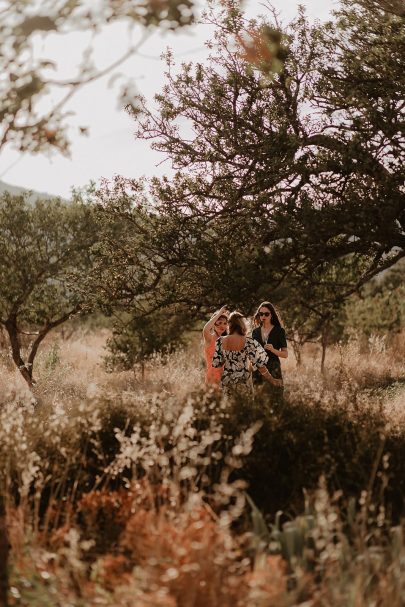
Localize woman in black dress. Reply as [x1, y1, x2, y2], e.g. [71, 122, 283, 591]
[251, 301, 288, 388]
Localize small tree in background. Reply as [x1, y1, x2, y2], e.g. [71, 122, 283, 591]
[345, 261, 405, 340]
[0, 193, 97, 387]
[280, 257, 368, 370]
[105, 306, 194, 380]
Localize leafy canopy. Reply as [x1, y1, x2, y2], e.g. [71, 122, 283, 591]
[94, 0, 404, 328]
[0, 193, 97, 385]
[136, 0, 404, 287]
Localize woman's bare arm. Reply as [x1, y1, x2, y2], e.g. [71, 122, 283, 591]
[202, 305, 228, 343]
[264, 345, 288, 359]
[258, 366, 284, 387]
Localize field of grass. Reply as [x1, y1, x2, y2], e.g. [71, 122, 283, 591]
[1, 329, 405, 606]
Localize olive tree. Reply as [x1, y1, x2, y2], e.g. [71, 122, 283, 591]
[0, 193, 97, 387]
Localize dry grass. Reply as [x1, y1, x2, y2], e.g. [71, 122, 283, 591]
[1, 328, 405, 606]
[16, 329, 205, 407]
[4, 326, 403, 407]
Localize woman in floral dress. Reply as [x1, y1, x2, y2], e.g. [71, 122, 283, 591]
[212, 311, 283, 395]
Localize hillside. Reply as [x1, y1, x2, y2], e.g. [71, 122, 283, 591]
[0, 179, 59, 201]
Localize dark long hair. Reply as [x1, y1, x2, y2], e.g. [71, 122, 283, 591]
[253, 301, 283, 329]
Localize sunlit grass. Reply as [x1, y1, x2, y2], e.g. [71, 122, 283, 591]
[1, 328, 405, 605]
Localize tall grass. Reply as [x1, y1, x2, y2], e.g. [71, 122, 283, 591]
[0, 329, 404, 605]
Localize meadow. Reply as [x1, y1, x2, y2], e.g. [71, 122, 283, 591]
[0, 0, 404, 604]
[1, 328, 405, 606]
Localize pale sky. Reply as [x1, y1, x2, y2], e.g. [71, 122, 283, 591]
[1, 0, 336, 198]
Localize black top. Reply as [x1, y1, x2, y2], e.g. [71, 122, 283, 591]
[252, 325, 287, 371]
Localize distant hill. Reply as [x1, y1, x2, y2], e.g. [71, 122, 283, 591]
[0, 179, 61, 201]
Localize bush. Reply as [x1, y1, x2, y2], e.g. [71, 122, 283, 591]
[215, 388, 405, 520]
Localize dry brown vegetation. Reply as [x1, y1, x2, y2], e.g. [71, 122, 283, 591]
[1, 329, 405, 606]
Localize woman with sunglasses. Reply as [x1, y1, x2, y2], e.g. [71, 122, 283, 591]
[202, 305, 229, 385]
[252, 301, 288, 387]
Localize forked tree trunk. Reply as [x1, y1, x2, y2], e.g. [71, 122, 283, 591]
[4, 316, 34, 387]
[3, 306, 80, 389]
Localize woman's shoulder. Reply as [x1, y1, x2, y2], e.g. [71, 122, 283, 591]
[246, 336, 260, 348]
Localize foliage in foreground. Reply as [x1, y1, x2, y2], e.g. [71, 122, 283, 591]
[7, 479, 405, 606]
[0, 333, 404, 605]
[0, 0, 195, 157]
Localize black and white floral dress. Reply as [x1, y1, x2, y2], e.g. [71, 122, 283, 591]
[212, 336, 268, 392]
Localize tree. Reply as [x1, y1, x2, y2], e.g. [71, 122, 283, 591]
[89, 0, 404, 358]
[344, 260, 405, 339]
[0, 193, 97, 387]
[128, 0, 404, 301]
[83, 178, 180, 316]
[0, 0, 194, 157]
[105, 306, 194, 379]
[76, 179, 200, 380]
[280, 259, 362, 370]
[81, 178, 198, 373]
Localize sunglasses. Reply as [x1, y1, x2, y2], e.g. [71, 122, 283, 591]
[215, 320, 228, 325]
[259, 312, 271, 317]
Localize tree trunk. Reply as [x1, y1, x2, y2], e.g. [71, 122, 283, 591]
[292, 340, 302, 367]
[3, 306, 80, 389]
[4, 317, 34, 388]
[0, 495, 8, 607]
[320, 328, 328, 374]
